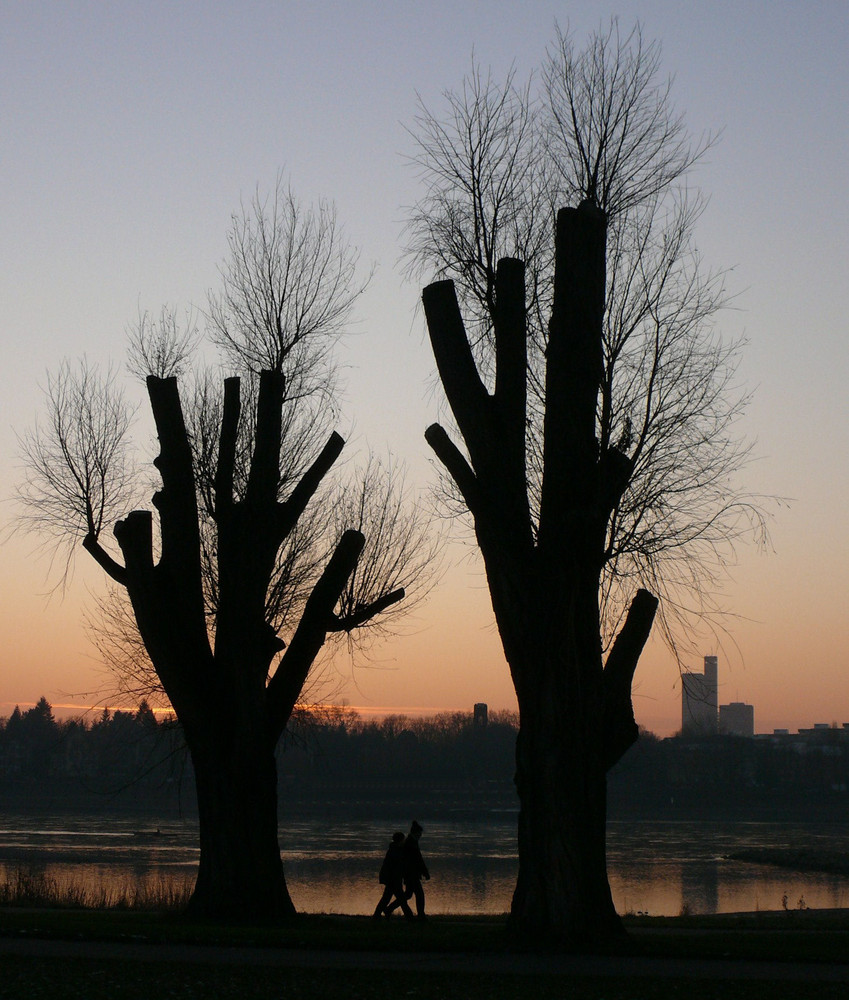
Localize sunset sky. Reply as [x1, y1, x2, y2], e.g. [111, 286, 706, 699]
[2, 1, 848, 737]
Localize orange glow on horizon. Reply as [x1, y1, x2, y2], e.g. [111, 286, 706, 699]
[0, 699, 508, 725]
[0, 700, 176, 721]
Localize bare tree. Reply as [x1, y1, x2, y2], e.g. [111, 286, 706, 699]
[126, 306, 201, 382]
[332, 454, 440, 637]
[543, 21, 711, 218]
[207, 182, 368, 403]
[17, 181, 433, 920]
[406, 22, 767, 942]
[404, 65, 553, 360]
[16, 360, 140, 582]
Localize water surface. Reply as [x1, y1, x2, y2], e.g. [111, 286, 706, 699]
[2, 814, 848, 916]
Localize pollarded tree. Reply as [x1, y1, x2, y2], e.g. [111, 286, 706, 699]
[17, 182, 434, 920]
[407, 22, 766, 942]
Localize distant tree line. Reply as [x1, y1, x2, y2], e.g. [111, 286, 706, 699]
[0, 697, 185, 807]
[279, 706, 520, 816]
[3, 699, 847, 821]
[0, 698, 519, 816]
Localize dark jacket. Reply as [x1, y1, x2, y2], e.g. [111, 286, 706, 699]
[378, 840, 404, 885]
[401, 837, 429, 882]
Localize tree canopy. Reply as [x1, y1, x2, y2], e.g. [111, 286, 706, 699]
[406, 20, 767, 652]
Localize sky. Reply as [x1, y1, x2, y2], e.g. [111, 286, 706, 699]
[2, 0, 848, 737]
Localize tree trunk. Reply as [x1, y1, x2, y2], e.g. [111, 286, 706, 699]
[506, 579, 623, 945]
[188, 737, 295, 920]
[510, 670, 621, 943]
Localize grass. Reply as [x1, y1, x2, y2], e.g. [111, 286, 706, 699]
[2, 872, 849, 999]
[11, 957, 849, 1000]
[3, 906, 849, 960]
[0, 868, 193, 911]
[2, 919, 849, 1000]
[6, 957, 849, 1000]
[0, 907, 509, 954]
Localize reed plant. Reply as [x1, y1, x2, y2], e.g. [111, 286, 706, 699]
[0, 868, 193, 910]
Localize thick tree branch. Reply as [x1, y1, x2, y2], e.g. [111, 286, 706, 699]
[142, 378, 212, 712]
[598, 446, 635, 517]
[276, 431, 345, 540]
[601, 587, 658, 770]
[82, 533, 128, 585]
[329, 586, 406, 632]
[266, 529, 365, 740]
[423, 279, 493, 466]
[246, 370, 285, 507]
[146, 376, 203, 593]
[539, 203, 607, 548]
[493, 257, 527, 423]
[424, 423, 481, 514]
[214, 376, 241, 517]
[493, 258, 533, 534]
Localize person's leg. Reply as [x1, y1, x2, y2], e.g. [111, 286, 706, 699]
[409, 879, 426, 918]
[399, 885, 415, 918]
[385, 880, 413, 917]
[373, 886, 393, 917]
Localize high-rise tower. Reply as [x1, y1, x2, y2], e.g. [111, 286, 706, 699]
[681, 655, 718, 736]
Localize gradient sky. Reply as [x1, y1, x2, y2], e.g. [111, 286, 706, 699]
[2, 1, 848, 736]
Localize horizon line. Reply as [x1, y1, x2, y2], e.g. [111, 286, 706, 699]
[0, 699, 514, 721]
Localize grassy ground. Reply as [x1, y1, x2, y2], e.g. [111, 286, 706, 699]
[3, 907, 849, 961]
[2, 909, 849, 999]
[5, 957, 849, 1000]
[631, 910, 849, 964]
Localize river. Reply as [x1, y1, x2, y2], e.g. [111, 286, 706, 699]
[2, 814, 848, 916]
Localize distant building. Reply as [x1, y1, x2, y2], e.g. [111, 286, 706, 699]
[473, 703, 488, 728]
[797, 723, 849, 742]
[681, 655, 718, 736]
[719, 701, 755, 737]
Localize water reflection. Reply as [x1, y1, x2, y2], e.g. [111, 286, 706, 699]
[606, 820, 849, 915]
[1, 815, 848, 916]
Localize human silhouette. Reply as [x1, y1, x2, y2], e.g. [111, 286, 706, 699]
[387, 820, 430, 920]
[373, 831, 413, 919]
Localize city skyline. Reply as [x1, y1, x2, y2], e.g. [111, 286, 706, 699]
[2, 2, 849, 738]
[2, 653, 846, 741]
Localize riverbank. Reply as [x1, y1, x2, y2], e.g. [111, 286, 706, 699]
[729, 847, 849, 878]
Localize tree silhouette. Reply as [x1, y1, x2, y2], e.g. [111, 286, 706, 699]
[17, 182, 434, 919]
[408, 22, 766, 942]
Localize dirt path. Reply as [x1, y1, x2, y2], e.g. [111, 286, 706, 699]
[3, 935, 849, 982]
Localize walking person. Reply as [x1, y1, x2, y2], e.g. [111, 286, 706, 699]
[388, 820, 430, 920]
[373, 831, 413, 919]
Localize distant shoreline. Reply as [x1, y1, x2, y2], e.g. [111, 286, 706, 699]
[1, 787, 848, 827]
[729, 848, 849, 878]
